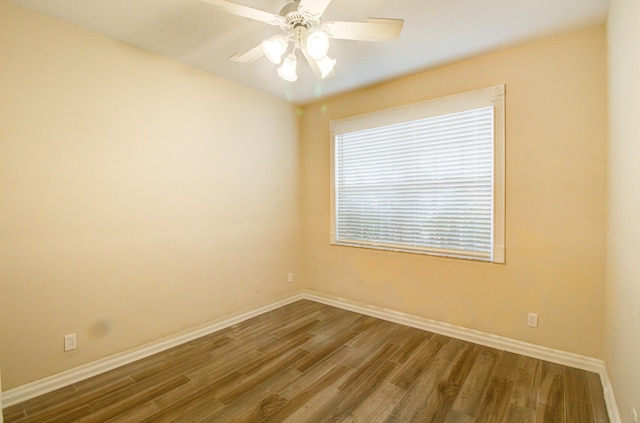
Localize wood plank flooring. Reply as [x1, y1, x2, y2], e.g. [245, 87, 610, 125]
[3, 300, 610, 422]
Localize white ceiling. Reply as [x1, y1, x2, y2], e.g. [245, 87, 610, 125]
[9, 0, 609, 104]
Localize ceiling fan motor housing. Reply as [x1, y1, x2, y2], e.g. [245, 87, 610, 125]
[280, 0, 320, 31]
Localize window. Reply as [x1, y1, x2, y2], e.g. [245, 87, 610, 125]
[330, 85, 505, 263]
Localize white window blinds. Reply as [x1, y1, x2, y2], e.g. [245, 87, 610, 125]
[330, 85, 505, 262]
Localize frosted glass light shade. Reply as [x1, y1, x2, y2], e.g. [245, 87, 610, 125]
[306, 30, 330, 60]
[277, 53, 298, 81]
[262, 36, 288, 64]
[316, 55, 336, 78]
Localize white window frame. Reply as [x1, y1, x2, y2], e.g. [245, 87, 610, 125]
[330, 85, 505, 263]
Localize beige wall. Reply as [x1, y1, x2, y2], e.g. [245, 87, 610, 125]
[300, 27, 607, 358]
[0, 1, 300, 390]
[605, 0, 640, 420]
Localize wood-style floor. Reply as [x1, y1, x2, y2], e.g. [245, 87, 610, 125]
[4, 300, 609, 423]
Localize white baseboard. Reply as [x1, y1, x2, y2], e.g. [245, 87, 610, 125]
[301, 291, 604, 371]
[2, 290, 620, 422]
[598, 367, 622, 423]
[1, 293, 305, 408]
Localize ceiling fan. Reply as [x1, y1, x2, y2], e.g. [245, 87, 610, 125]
[200, 0, 404, 81]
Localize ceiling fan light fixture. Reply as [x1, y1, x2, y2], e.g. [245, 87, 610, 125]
[306, 30, 330, 60]
[262, 36, 289, 64]
[277, 53, 298, 81]
[316, 55, 336, 78]
[220, 0, 404, 84]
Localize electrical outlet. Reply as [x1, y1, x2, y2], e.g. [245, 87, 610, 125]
[633, 408, 638, 423]
[287, 272, 293, 283]
[64, 333, 77, 352]
[253, 282, 261, 293]
[527, 313, 538, 328]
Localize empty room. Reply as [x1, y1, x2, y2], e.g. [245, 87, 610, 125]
[0, 0, 638, 421]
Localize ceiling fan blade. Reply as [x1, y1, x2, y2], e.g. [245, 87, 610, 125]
[229, 43, 264, 63]
[323, 18, 404, 42]
[199, 0, 283, 25]
[298, 0, 333, 18]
